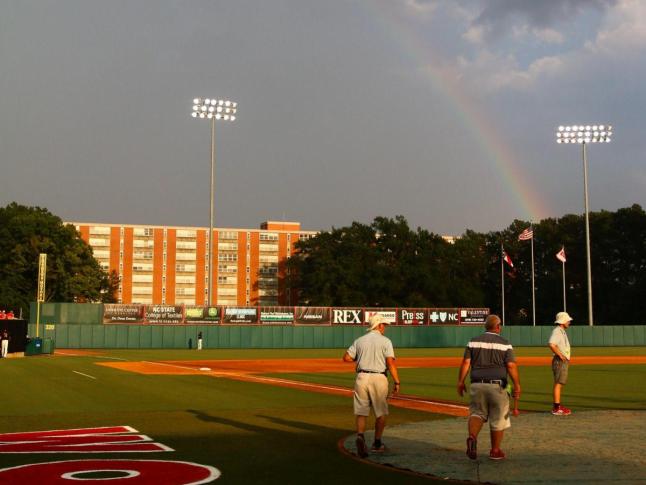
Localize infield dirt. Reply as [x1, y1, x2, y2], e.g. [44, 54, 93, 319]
[344, 410, 646, 484]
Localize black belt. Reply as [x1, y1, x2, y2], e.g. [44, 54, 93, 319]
[472, 378, 506, 386]
[358, 370, 387, 375]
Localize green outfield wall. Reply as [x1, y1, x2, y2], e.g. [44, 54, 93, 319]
[28, 303, 646, 348]
[27, 323, 646, 349]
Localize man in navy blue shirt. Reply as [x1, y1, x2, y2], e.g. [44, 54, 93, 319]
[457, 314, 521, 461]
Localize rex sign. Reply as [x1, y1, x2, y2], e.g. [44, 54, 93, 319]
[331, 308, 363, 325]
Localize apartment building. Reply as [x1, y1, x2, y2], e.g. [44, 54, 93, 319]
[69, 221, 318, 306]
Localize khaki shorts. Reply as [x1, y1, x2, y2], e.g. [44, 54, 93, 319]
[353, 373, 389, 418]
[552, 356, 569, 385]
[469, 383, 511, 431]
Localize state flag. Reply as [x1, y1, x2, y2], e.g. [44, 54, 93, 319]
[502, 249, 514, 268]
[556, 247, 567, 263]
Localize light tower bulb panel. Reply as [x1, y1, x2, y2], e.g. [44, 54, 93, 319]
[191, 98, 238, 121]
[555, 124, 612, 143]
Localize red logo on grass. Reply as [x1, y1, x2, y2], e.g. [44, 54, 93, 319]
[0, 426, 221, 483]
[0, 426, 172, 453]
[0, 459, 220, 484]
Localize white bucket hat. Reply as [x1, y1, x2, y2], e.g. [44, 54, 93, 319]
[555, 312, 573, 325]
[367, 314, 390, 331]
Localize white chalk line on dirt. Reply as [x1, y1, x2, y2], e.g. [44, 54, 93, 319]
[223, 373, 469, 411]
[138, 360, 468, 413]
[56, 351, 127, 361]
[72, 371, 97, 379]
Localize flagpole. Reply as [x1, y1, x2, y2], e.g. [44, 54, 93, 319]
[501, 242, 505, 326]
[562, 255, 567, 312]
[530, 224, 536, 326]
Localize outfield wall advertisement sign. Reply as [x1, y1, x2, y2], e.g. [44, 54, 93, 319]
[99, 304, 489, 325]
[145, 305, 183, 324]
[397, 308, 428, 325]
[184, 306, 221, 323]
[331, 308, 364, 325]
[294, 307, 331, 325]
[460, 308, 489, 324]
[364, 309, 397, 324]
[428, 308, 460, 325]
[223, 307, 258, 324]
[260, 307, 294, 324]
[103, 304, 145, 323]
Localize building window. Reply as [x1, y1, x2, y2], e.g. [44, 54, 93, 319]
[219, 231, 238, 240]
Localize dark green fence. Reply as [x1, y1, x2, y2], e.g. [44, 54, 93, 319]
[30, 302, 102, 325]
[28, 302, 646, 348]
[27, 323, 645, 349]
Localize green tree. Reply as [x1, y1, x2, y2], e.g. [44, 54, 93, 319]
[288, 215, 473, 307]
[0, 203, 117, 317]
[486, 205, 646, 325]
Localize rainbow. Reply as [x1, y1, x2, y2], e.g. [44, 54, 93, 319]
[362, 2, 551, 222]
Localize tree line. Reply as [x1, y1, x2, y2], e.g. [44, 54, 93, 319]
[2, 202, 644, 324]
[0, 203, 117, 317]
[288, 205, 646, 325]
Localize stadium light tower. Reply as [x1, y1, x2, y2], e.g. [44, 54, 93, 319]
[556, 124, 612, 326]
[191, 98, 237, 306]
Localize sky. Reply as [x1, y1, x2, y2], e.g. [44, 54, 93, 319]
[1, 0, 644, 236]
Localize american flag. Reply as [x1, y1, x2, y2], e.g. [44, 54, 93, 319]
[518, 227, 533, 241]
[502, 249, 514, 268]
[556, 247, 567, 263]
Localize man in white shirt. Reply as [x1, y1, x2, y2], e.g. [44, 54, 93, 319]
[549, 312, 572, 415]
[343, 314, 400, 458]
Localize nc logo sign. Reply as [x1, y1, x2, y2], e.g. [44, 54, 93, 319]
[429, 309, 459, 323]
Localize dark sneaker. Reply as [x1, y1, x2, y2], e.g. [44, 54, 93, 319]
[489, 448, 506, 460]
[355, 435, 369, 458]
[371, 442, 385, 453]
[466, 436, 477, 460]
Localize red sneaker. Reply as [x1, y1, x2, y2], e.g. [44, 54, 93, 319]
[489, 448, 506, 460]
[551, 405, 572, 416]
[466, 436, 477, 460]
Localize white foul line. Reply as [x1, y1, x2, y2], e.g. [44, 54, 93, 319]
[56, 351, 127, 361]
[139, 360, 468, 412]
[73, 371, 97, 380]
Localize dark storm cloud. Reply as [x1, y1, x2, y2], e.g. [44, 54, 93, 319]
[471, 0, 617, 40]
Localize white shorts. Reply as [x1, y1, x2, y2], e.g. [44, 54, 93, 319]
[353, 373, 389, 418]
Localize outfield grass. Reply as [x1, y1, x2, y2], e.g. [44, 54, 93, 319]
[0, 351, 435, 484]
[0, 347, 643, 484]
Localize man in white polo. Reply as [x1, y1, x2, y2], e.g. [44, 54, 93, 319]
[343, 314, 400, 458]
[549, 311, 573, 415]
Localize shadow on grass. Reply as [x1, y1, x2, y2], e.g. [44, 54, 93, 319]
[179, 408, 439, 484]
[186, 408, 340, 435]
